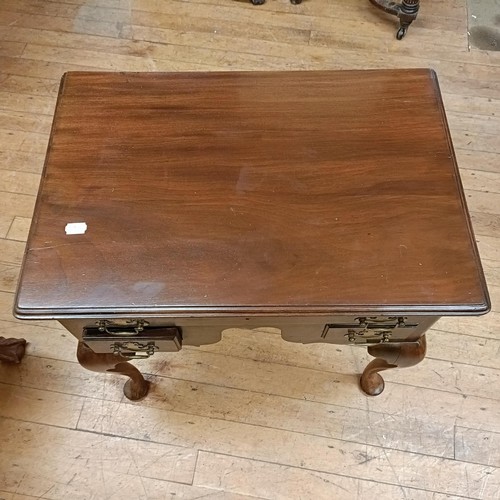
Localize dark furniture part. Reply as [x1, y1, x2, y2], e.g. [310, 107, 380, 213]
[250, 0, 302, 5]
[248, 0, 420, 40]
[14, 70, 489, 400]
[0, 337, 27, 364]
[370, 0, 420, 39]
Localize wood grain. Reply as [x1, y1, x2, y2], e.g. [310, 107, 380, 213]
[1, 0, 499, 497]
[76, 398, 500, 498]
[0, 418, 199, 498]
[193, 451, 462, 499]
[5, 217, 31, 242]
[15, 70, 489, 318]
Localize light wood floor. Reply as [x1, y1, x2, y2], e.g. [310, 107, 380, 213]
[0, 1, 499, 498]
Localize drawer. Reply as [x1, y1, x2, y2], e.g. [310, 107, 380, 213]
[82, 320, 182, 356]
[322, 316, 421, 345]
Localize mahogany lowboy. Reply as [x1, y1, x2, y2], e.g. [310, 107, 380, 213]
[14, 70, 490, 399]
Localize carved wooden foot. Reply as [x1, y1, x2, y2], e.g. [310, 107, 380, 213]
[77, 341, 149, 400]
[0, 337, 27, 363]
[360, 335, 426, 396]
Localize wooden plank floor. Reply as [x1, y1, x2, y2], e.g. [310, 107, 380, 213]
[0, 0, 499, 498]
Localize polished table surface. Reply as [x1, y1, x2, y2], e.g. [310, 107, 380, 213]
[15, 69, 489, 319]
[14, 70, 489, 398]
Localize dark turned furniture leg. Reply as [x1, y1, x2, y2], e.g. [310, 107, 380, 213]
[0, 337, 27, 364]
[250, 0, 301, 5]
[369, 0, 420, 39]
[76, 341, 149, 400]
[360, 335, 426, 396]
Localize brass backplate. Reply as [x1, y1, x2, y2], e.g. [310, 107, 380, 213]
[322, 317, 419, 345]
[82, 325, 182, 355]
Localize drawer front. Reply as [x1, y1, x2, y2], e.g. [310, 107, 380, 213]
[62, 315, 438, 353]
[82, 320, 182, 356]
[322, 316, 421, 345]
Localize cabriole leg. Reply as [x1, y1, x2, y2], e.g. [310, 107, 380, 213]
[360, 335, 426, 396]
[77, 341, 149, 400]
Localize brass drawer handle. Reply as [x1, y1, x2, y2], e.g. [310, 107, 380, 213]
[96, 319, 149, 336]
[83, 324, 182, 356]
[322, 316, 419, 345]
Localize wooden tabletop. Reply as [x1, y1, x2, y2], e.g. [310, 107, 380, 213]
[15, 70, 489, 318]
